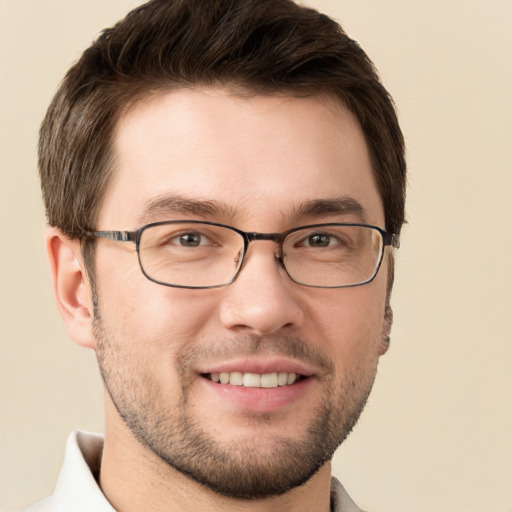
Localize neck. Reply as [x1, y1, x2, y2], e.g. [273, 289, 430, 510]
[100, 404, 332, 512]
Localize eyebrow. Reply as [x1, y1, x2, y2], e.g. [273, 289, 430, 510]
[290, 197, 368, 223]
[137, 194, 235, 225]
[137, 194, 367, 226]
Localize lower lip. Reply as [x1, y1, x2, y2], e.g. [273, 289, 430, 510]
[199, 376, 313, 413]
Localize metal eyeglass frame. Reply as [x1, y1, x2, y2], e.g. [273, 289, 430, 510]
[83, 220, 400, 289]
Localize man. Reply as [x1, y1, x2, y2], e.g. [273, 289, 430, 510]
[28, 0, 406, 510]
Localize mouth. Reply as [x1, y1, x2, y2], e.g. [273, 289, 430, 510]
[197, 361, 316, 412]
[202, 371, 306, 388]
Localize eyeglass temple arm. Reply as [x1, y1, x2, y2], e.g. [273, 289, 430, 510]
[83, 230, 138, 243]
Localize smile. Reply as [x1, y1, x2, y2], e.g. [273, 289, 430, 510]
[206, 372, 303, 388]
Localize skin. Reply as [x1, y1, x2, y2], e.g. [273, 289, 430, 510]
[47, 88, 392, 512]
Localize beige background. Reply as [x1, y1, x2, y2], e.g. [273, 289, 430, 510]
[1, 1, 511, 511]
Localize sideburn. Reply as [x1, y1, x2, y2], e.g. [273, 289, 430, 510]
[81, 237, 101, 320]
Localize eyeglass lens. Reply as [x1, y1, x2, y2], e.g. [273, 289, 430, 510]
[138, 222, 384, 288]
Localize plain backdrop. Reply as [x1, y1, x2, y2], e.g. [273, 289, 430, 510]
[1, 1, 511, 511]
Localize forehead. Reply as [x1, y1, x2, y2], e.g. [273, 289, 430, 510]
[99, 87, 383, 229]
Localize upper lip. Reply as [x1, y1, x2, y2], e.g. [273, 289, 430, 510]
[195, 357, 318, 377]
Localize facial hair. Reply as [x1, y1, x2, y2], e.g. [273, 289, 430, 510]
[94, 310, 378, 499]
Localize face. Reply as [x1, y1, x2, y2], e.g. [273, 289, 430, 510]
[92, 88, 391, 498]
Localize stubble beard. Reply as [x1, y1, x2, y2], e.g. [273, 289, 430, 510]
[94, 311, 377, 499]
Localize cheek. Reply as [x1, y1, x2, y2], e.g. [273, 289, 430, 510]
[94, 248, 220, 360]
[305, 280, 388, 371]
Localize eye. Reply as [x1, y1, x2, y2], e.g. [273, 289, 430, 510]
[171, 231, 212, 247]
[301, 232, 341, 248]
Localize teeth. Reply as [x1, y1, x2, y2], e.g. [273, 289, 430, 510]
[243, 373, 261, 387]
[287, 373, 297, 385]
[208, 371, 300, 388]
[261, 373, 278, 388]
[277, 372, 289, 386]
[229, 371, 243, 386]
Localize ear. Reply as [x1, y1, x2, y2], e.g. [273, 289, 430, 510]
[379, 304, 393, 355]
[45, 227, 96, 349]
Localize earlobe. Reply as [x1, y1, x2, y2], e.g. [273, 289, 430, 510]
[45, 227, 96, 349]
[379, 304, 393, 355]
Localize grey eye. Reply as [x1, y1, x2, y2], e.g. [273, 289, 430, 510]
[173, 232, 209, 247]
[306, 233, 333, 247]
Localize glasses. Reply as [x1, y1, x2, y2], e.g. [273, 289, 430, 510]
[84, 220, 399, 289]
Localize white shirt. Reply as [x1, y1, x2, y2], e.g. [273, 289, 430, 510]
[22, 431, 365, 512]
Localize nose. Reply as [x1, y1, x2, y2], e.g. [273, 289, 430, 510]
[219, 242, 304, 336]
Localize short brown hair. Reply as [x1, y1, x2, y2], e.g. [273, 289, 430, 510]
[39, 0, 406, 241]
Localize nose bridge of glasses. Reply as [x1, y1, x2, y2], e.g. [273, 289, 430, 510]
[242, 232, 285, 266]
[245, 232, 284, 243]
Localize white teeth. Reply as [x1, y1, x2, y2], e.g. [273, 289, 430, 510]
[277, 372, 289, 386]
[208, 371, 300, 388]
[287, 373, 297, 385]
[230, 371, 243, 386]
[261, 373, 278, 388]
[243, 373, 261, 387]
